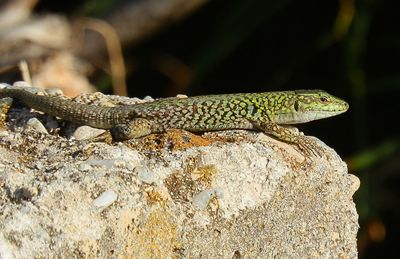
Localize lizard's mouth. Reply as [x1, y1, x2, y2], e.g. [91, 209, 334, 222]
[275, 109, 347, 124]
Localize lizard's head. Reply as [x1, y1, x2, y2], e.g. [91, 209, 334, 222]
[275, 90, 349, 124]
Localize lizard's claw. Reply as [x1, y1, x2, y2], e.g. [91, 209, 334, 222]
[295, 136, 323, 158]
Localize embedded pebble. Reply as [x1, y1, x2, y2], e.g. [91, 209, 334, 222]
[45, 88, 64, 96]
[137, 166, 157, 184]
[192, 188, 223, 210]
[12, 81, 31, 88]
[26, 118, 48, 134]
[93, 190, 118, 208]
[73, 126, 106, 140]
[143, 96, 154, 101]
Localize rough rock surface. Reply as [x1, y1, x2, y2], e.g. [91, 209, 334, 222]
[0, 91, 359, 258]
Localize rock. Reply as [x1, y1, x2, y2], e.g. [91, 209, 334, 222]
[0, 91, 359, 258]
[93, 190, 118, 209]
[25, 117, 48, 134]
[45, 87, 64, 96]
[73, 125, 106, 140]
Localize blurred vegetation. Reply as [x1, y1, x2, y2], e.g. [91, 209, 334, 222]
[3, 0, 400, 257]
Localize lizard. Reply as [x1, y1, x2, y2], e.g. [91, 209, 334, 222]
[0, 83, 349, 156]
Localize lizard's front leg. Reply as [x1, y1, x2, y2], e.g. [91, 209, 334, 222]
[251, 120, 321, 157]
[111, 118, 154, 141]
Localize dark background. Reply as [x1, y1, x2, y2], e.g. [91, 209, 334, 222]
[8, 0, 400, 257]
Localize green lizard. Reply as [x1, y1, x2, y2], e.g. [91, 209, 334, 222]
[0, 84, 348, 156]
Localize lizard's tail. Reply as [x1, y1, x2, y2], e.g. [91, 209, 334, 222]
[0, 86, 136, 129]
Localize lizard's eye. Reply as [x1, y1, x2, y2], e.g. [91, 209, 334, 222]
[320, 96, 329, 103]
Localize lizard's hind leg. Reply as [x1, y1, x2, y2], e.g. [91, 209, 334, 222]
[110, 118, 154, 141]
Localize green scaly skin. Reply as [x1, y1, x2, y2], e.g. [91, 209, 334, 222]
[0, 84, 349, 156]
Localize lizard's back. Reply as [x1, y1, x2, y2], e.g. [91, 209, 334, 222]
[131, 91, 291, 131]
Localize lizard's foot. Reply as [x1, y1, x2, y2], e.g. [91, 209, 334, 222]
[295, 136, 323, 158]
[110, 118, 153, 141]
